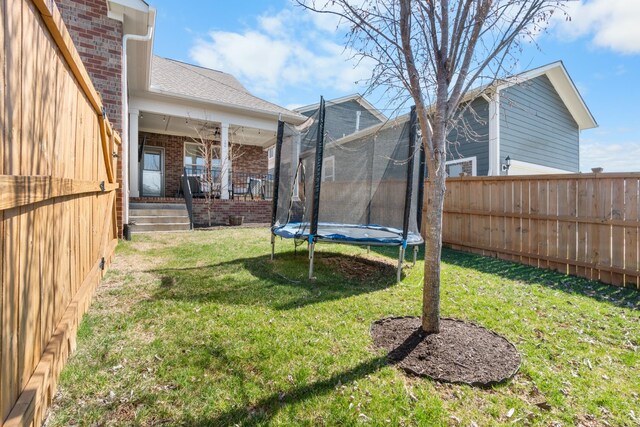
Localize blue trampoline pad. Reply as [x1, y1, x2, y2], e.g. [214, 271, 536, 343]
[272, 222, 424, 246]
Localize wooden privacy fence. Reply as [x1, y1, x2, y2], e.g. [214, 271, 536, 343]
[439, 174, 639, 289]
[1, 1, 120, 426]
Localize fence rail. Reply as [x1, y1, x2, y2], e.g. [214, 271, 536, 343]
[1, 1, 120, 425]
[437, 173, 640, 289]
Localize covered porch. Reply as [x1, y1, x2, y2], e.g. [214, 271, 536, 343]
[128, 106, 278, 199]
[122, 55, 306, 230]
[126, 100, 281, 227]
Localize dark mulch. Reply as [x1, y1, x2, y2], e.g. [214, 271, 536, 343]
[371, 317, 521, 386]
[319, 255, 395, 280]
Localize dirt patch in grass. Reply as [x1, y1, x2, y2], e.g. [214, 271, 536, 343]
[372, 317, 520, 386]
[319, 254, 396, 280]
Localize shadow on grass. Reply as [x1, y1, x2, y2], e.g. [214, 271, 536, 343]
[179, 329, 431, 426]
[441, 248, 640, 310]
[149, 251, 400, 311]
[183, 355, 389, 426]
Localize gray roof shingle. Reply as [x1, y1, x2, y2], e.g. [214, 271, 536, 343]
[150, 56, 303, 120]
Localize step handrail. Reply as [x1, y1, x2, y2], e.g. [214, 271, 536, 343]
[181, 168, 194, 229]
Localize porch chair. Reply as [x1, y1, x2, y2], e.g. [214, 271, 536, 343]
[232, 177, 263, 200]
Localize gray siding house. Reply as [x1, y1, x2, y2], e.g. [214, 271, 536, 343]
[328, 62, 596, 178]
[296, 94, 387, 142]
[443, 61, 596, 176]
[267, 94, 387, 174]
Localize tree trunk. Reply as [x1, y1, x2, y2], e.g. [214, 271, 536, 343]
[421, 158, 446, 333]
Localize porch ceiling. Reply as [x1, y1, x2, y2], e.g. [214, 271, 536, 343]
[138, 112, 277, 147]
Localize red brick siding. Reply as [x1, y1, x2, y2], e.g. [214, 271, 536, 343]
[192, 199, 271, 226]
[54, 0, 123, 133]
[232, 144, 268, 175]
[140, 132, 269, 197]
[55, 0, 124, 234]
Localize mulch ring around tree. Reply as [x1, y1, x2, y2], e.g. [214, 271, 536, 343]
[371, 317, 521, 387]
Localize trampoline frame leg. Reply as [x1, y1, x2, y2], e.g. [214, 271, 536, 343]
[309, 242, 316, 280]
[413, 245, 418, 266]
[271, 234, 275, 260]
[397, 246, 405, 283]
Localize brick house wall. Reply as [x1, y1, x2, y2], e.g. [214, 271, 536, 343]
[55, 0, 125, 234]
[192, 199, 271, 226]
[140, 131, 268, 197]
[55, 0, 123, 132]
[232, 145, 268, 175]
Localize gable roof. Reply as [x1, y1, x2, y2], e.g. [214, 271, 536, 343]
[334, 61, 597, 143]
[496, 61, 597, 130]
[149, 56, 305, 123]
[295, 93, 388, 122]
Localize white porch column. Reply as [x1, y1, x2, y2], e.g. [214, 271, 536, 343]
[129, 109, 140, 197]
[220, 122, 230, 199]
[487, 91, 501, 176]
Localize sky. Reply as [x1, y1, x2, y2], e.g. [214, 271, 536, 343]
[148, 0, 640, 172]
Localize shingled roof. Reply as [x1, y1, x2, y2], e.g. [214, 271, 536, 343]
[150, 56, 304, 121]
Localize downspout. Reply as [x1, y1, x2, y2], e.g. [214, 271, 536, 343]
[122, 25, 153, 226]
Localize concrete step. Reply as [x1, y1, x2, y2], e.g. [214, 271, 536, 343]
[130, 208, 188, 217]
[130, 215, 190, 224]
[130, 203, 186, 210]
[129, 222, 191, 233]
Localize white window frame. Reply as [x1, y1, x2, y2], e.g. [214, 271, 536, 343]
[184, 141, 221, 175]
[322, 155, 335, 182]
[445, 156, 477, 177]
[267, 145, 276, 172]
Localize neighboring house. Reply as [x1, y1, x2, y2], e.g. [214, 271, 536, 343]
[327, 62, 596, 178]
[266, 94, 387, 176]
[446, 61, 597, 176]
[55, 0, 306, 231]
[296, 94, 387, 141]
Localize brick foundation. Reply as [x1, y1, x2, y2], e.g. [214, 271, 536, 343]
[193, 199, 271, 226]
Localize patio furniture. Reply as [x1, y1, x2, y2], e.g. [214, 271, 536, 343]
[232, 177, 263, 200]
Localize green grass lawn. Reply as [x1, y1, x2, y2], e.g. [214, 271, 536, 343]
[47, 227, 639, 426]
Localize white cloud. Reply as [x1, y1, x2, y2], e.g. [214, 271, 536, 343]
[188, 6, 373, 99]
[581, 139, 640, 172]
[190, 31, 292, 93]
[554, 0, 640, 54]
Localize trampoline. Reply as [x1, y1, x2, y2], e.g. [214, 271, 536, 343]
[270, 97, 425, 280]
[273, 222, 423, 247]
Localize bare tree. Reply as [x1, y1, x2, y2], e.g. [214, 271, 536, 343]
[190, 126, 244, 227]
[297, 0, 567, 333]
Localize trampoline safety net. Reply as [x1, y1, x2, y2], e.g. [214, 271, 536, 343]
[272, 97, 424, 248]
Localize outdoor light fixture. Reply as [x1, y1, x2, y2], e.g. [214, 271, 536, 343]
[502, 155, 512, 174]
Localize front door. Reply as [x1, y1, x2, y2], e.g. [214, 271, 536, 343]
[141, 147, 164, 197]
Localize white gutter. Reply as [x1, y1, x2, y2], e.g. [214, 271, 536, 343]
[122, 25, 153, 226]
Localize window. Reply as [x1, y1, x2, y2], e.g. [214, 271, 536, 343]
[184, 142, 220, 175]
[322, 155, 335, 182]
[267, 145, 276, 173]
[445, 156, 477, 177]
